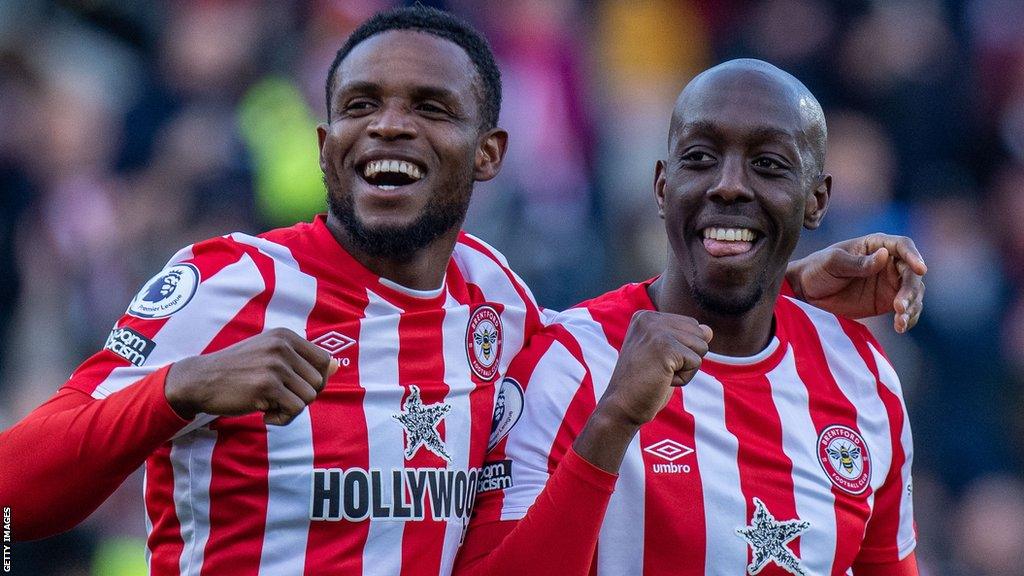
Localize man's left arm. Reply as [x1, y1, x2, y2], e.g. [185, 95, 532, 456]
[786, 233, 927, 333]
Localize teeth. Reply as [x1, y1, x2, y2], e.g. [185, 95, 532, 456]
[363, 159, 423, 180]
[702, 227, 756, 242]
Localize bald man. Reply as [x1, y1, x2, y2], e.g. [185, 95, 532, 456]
[455, 59, 919, 576]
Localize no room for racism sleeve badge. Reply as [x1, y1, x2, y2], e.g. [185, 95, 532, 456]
[817, 425, 872, 495]
[466, 305, 502, 381]
[128, 263, 200, 319]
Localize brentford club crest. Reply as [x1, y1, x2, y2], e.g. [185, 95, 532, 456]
[466, 305, 502, 381]
[817, 425, 871, 495]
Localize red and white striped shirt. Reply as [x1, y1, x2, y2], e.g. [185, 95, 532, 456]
[62, 215, 544, 575]
[474, 279, 916, 575]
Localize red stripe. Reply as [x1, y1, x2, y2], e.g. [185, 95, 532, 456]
[145, 446, 186, 576]
[395, 300, 450, 576]
[544, 326, 597, 474]
[838, 319, 909, 562]
[776, 299, 872, 575]
[67, 239, 246, 394]
[641, 387, 706, 575]
[299, 252, 373, 573]
[723, 373, 802, 574]
[199, 245, 276, 575]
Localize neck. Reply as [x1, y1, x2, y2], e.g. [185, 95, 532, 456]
[648, 266, 782, 357]
[325, 212, 459, 291]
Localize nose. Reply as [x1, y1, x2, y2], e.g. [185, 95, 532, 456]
[367, 101, 417, 140]
[707, 155, 754, 204]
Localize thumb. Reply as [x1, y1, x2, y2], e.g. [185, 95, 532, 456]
[327, 357, 341, 377]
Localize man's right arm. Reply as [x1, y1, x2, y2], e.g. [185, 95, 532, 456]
[0, 367, 185, 540]
[0, 238, 336, 541]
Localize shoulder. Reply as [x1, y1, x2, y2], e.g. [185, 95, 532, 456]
[777, 296, 888, 356]
[777, 296, 904, 395]
[452, 234, 529, 290]
[549, 281, 653, 350]
[451, 232, 541, 316]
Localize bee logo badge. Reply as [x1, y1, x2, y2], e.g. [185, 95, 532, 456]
[466, 305, 502, 381]
[817, 425, 871, 495]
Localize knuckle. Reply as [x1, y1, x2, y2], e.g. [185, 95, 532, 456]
[257, 378, 280, 397]
[268, 358, 289, 376]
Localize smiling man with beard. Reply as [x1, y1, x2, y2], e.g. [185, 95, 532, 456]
[0, 8, 925, 576]
[459, 60, 920, 576]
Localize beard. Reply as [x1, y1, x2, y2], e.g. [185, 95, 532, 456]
[690, 268, 768, 316]
[326, 178, 472, 261]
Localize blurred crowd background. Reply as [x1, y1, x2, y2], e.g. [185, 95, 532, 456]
[1, 0, 1023, 574]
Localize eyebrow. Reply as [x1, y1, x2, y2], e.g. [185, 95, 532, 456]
[332, 81, 466, 113]
[680, 120, 795, 143]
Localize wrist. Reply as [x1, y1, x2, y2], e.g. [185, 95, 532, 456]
[592, 400, 644, 433]
[573, 403, 642, 474]
[164, 358, 203, 420]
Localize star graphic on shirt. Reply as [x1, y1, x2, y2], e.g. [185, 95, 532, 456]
[392, 385, 453, 462]
[735, 497, 811, 576]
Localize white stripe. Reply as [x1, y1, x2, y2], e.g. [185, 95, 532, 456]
[870, 344, 916, 556]
[359, 289, 406, 575]
[438, 294, 477, 576]
[499, 339, 587, 518]
[258, 411, 314, 575]
[684, 372, 748, 574]
[170, 428, 217, 576]
[92, 253, 264, 399]
[767, 347, 838, 575]
[235, 236, 320, 576]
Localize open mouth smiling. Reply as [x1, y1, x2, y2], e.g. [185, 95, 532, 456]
[359, 159, 425, 190]
[700, 226, 763, 258]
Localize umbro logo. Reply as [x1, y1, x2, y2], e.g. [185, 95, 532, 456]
[311, 331, 356, 357]
[643, 439, 694, 462]
[644, 439, 694, 474]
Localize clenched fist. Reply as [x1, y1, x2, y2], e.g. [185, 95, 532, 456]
[574, 311, 712, 473]
[598, 310, 713, 427]
[164, 328, 340, 426]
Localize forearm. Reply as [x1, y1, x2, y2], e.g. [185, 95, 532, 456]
[0, 366, 187, 540]
[572, 403, 640, 473]
[454, 447, 617, 576]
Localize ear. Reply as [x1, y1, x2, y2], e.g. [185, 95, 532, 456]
[654, 160, 668, 219]
[803, 173, 831, 229]
[316, 123, 330, 173]
[473, 128, 509, 182]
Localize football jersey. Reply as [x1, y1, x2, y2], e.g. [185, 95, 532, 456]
[63, 215, 544, 576]
[474, 279, 916, 576]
